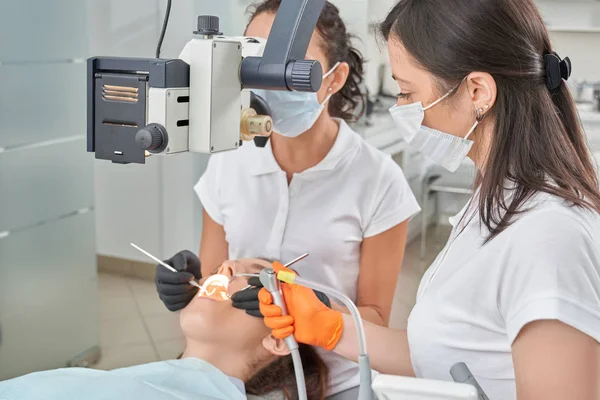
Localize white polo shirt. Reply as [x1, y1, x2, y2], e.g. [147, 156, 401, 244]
[195, 120, 420, 394]
[408, 191, 600, 400]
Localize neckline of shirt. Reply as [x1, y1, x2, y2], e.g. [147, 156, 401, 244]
[248, 119, 360, 177]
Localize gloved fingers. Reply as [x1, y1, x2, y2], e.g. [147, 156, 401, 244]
[245, 309, 263, 318]
[166, 251, 188, 272]
[230, 286, 260, 303]
[179, 250, 201, 279]
[247, 276, 262, 287]
[264, 315, 294, 330]
[272, 326, 295, 340]
[258, 288, 274, 305]
[313, 289, 332, 309]
[156, 269, 197, 285]
[157, 282, 197, 296]
[159, 291, 197, 307]
[164, 250, 201, 278]
[260, 302, 283, 318]
[232, 299, 260, 312]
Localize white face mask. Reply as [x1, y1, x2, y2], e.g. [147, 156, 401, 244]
[252, 62, 340, 138]
[388, 83, 479, 172]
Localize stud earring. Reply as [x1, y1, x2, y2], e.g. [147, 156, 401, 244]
[475, 107, 485, 122]
[328, 87, 333, 92]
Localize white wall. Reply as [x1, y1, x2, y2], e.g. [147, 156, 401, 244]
[548, 31, 600, 82]
[537, 1, 600, 82]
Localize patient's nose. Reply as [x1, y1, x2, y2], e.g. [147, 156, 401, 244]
[216, 261, 236, 279]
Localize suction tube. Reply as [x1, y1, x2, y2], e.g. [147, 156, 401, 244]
[278, 272, 375, 400]
[259, 269, 307, 400]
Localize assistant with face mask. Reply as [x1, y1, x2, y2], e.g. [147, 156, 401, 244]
[252, 61, 340, 138]
[154, 0, 420, 397]
[259, 1, 600, 400]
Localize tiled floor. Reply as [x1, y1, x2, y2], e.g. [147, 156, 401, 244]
[94, 226, 450, 370]
[95, 273, 185, 370]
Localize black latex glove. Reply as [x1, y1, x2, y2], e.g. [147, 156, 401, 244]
[155, 250, 202, 312]
[231, 276, 332, 318]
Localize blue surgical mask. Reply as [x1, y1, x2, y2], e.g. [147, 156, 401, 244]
[252, 62, 340, 138]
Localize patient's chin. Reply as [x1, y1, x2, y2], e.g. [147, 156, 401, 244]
[183, 294, 225, 317]
[180, 295, 234, 337]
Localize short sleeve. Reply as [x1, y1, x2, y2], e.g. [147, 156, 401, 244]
[499, 209, 600, 344]
[363, 157, 421, 238]
[193, 155, 224, 225]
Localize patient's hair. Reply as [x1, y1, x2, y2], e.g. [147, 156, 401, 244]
[247, 0, 365, 122]
[246, 344, 329, 400]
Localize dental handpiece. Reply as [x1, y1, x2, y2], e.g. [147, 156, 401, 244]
[450, 362, 490, 400]
[259, 269, 299, 351]
[259, 268, 307, 400]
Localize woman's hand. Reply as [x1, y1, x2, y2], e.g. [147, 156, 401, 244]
[258, 262, 344, 351]
[155, 250, 201, 311]
[232, 262, 332, 318]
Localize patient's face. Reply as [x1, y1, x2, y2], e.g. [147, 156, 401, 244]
[180, 259, 271, 349]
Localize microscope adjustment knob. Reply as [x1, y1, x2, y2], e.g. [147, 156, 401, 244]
[194, 15, 223, 36]
[135, 123, 168, 153]
[287, 60, 323, 92]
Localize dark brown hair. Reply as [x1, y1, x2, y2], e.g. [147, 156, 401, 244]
[247, 0, 365, 122]
[380, 0, 600, 240]
[246, 343, 329, 400]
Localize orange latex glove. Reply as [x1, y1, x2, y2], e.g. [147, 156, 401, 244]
[258, 261, 343, 351]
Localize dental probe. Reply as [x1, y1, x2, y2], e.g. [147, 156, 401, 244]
[283, 252, 309, 268]
[130, 243, 201, 289]
[234, 253, 308, 279]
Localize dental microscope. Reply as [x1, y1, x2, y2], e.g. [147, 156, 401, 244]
[87, 0, 326, 164]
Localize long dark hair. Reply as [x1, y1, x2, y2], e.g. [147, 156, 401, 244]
[247, 0, 365, 122]
[246, 343, 329, 400]
[381, 0, 600, 241]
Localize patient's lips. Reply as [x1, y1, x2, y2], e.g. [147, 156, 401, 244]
[198, 274, 231, 301]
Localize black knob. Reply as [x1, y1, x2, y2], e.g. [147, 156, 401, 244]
[194, 15, 222, 35]
[287, 60, 323, 92]
[135, 123, 168, 153]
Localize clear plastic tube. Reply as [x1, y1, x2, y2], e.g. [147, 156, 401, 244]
[283, 275, 374, 400]
[290, 276, 368, 355]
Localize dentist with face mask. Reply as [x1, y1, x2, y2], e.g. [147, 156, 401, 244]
[388, 78, 479, 172]
[155, 1, 420, 398]
[258, 1, 600, 400]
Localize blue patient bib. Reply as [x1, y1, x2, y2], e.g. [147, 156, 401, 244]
[0, 358, 246, 400]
